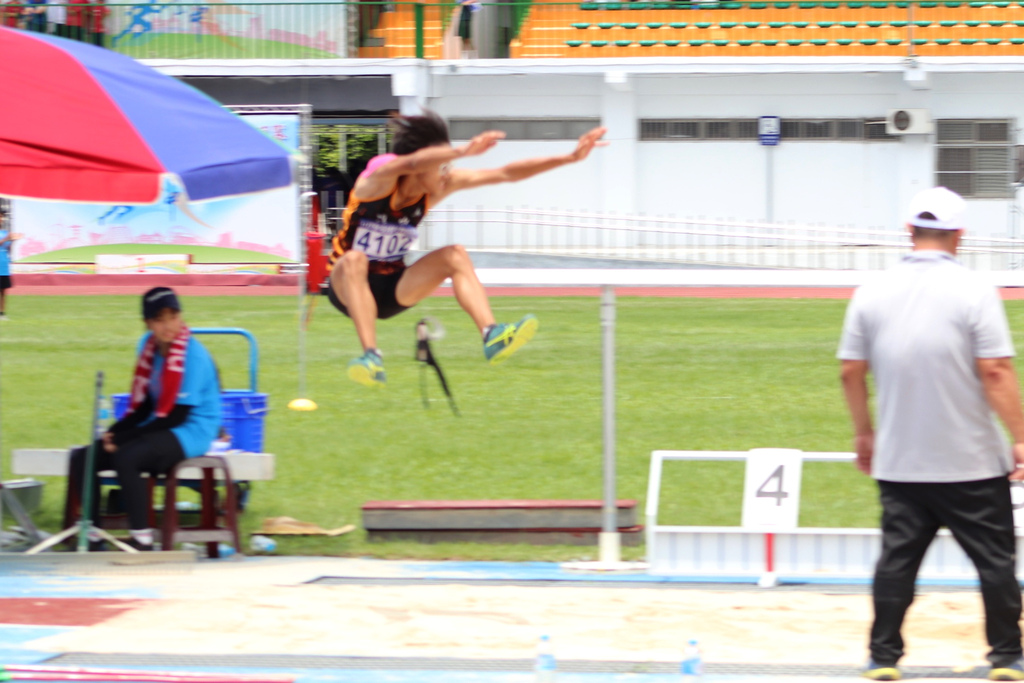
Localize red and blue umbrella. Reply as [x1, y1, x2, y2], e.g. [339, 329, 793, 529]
[0, 26, 293, 204]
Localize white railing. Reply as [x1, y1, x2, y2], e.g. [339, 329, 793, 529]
[421, 208, 1024, 271]
[646, 450, 1024, 580]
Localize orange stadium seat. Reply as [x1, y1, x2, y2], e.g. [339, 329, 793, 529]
[502, 0, 1024, 57]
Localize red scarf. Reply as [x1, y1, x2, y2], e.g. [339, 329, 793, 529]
[128, 325, 190, 418]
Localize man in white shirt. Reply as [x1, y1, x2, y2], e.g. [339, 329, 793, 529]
[839, 187, 1024, 682]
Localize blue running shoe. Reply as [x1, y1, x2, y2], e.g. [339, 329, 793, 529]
[990, 659, 1024, 681]
[863, 660, 900, 681]
[347, 349, 386, 388]
[483, 315, 538, 365]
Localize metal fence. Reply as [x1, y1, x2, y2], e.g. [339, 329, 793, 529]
[4, 1, 458, 58]
[417, 207, 1024, 270]
[6, 0, 1023, 59]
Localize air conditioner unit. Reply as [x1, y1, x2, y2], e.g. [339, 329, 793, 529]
[886, 109, 934, 135]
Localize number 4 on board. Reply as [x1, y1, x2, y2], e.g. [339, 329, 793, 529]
[756, 465, 789, 506]
[741, 449, 803, 531]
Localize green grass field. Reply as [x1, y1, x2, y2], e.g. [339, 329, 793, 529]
[5, 294, 1015, 560]
[20, 245, 291, 264]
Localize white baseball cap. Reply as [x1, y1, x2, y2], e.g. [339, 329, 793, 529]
[907, 186, 967, 230]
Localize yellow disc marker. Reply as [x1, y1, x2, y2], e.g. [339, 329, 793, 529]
[288, 398, 318, 411]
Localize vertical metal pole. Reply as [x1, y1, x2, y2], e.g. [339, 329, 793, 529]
[78, 371, 104, 553]
[339, 129, 348, 173]
[414, 2, 425, 58]
[599, 285, 621, 563]
[297, 108, 315, 405]
[298, 191, 316, 403]
[766, 145, 774, 223]
[297, 267, 307, 399]
[907, 1, 914, 57]
[297, 297, 307, 399]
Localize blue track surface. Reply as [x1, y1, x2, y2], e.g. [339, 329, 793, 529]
[0, 575, 159, 599]
[0, 626, 75, 665]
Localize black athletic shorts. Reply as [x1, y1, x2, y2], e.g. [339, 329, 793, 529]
[326, 270, 411, 320]
[0, 275, 12, 291]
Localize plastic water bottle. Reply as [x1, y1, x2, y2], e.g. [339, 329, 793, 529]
[534, 634, 556, 683]
[95, 395, 113, 438]
[250, 535, 277, 553]
[680, 639, 703, 681]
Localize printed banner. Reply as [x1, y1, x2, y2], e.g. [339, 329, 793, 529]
[107, 0, 348, 59]
[242, 114, 302, 154]
[11, 114, 301, 265]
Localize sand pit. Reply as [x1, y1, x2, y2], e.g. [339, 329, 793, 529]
[24, 559, 993, 672]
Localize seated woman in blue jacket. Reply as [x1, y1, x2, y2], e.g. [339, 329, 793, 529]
[66, 287, 221, 550]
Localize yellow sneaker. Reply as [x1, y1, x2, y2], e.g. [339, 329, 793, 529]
[483, 315, 538, 365]
[863, 661, 900, 681]
[347, 349, 386, 388]
[990, 659, 1024, 681]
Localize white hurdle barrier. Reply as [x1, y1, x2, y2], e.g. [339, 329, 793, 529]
[646, 450, 1024, 582]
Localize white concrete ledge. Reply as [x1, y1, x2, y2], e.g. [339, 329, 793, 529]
[142, 56, 1024, 78]
[464, 268, 1024, 288]
[12, 449, 275, 481]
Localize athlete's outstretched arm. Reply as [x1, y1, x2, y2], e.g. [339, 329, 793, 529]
[355, 131, 506, 199]
[440, 127, 607, 198]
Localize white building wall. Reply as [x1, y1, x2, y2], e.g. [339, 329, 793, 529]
[434, 73, 603, 117]
[636, 142, 767, 223]
[421, 66, 1023, 237]
[431, 140, 606, 214]
[772, 142, 904, 230]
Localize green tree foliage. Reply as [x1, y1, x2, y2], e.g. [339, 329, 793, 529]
[313, 125, 391, 177]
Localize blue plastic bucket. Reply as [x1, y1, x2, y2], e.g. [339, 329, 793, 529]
[112, 390, 269, 453]
[220, 390, 269, 453]
[112, 393, 130, 421]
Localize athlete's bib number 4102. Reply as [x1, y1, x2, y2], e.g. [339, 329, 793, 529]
[353, 222, 417, 262]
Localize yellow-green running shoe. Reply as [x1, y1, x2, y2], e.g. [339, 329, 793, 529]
[990, 659, 1024, 681]
[483, 315, 538, 365]
[347, 349, 386, 388]
[863, 661, 901, 681]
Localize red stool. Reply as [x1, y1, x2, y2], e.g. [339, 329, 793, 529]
[161, 456, 241, 558]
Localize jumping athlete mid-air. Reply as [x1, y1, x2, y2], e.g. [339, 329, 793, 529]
[326, 110, 606, 388]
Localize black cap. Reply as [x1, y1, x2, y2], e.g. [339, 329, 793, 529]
[142, 287, 182, 320]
